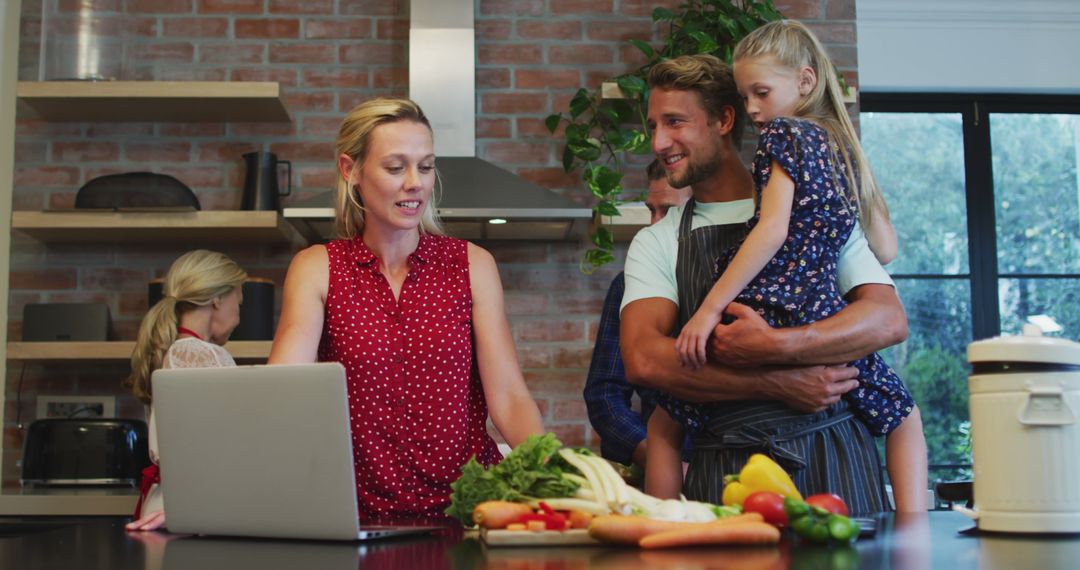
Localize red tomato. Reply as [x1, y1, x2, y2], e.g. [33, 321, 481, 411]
[806, 493, 850, 516]
[742, 491, 788, 527]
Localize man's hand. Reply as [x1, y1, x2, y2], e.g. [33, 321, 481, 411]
[708, 284, 909, 367]
[707, 302, 786, 367]
[761, 364, 861, 413]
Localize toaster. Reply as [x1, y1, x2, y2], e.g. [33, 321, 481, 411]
[21, 419, 151, 487]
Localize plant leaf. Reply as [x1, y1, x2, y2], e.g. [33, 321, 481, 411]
[569, 88, 592, 119]
[562, 145, 575, 173]
[544, 114, 561, 134]
[596, 200, 621, 217]
[689, 30, 718, 54]
[628, 39, 655, 59]
[652, 7, 675, 22]
[593, 226, 614, 249]
[569, 141, 602, 162]
[580, 248, 615, 274]
[592, 165, 624, 193]
[616, 75, 647, 98]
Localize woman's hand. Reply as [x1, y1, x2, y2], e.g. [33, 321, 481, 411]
[125, 509, 166, 532]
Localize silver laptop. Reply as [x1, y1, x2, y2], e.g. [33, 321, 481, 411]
[152, 362, 440, 541]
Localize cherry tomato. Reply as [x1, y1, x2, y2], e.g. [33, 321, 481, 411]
[742, 491, 788, 527]
[805, 493, 849, 516]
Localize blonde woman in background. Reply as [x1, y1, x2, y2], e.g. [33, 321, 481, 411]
[269, 97, 543, 519]
[124, 249, 247, 531]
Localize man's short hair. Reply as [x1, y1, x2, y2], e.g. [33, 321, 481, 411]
[647, 54, 746, 146]
[646, 159, 666, 182]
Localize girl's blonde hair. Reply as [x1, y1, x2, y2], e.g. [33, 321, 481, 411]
[125, 250, 247, 404]
[334, 97, 445, 239]
[734, 20, 887, 229]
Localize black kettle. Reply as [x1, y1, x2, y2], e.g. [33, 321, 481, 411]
[241, 151, 291, 211]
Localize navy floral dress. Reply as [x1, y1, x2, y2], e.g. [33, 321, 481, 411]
[662, 117, 914, 437]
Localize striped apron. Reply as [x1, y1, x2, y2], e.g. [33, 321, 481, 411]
[674, 199, 890, 515]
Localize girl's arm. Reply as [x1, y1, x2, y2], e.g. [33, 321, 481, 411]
[267, 245, 329, 364]
[865, 202, 898, 265]
[468, 243, 545, 447]
[644, 407, 685, 499]
[675, 160, 795, 367]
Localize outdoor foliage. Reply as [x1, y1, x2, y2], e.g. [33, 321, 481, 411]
[862, 111, 1080, 477]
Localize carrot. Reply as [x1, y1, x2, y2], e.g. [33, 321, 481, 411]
[568, 510, 594, 529]
[473, 501, 534, 529]
[638, 520, 781, 549]
[589, 515, 691, 544]
[589, 513, 766, 545]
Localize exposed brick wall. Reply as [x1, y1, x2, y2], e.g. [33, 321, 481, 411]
[5, 0, 857, 484]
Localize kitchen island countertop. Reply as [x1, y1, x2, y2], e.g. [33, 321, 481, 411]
[2, 511, 1078, 570]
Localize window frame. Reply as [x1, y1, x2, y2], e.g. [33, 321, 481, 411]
[861, 93, 1080, 341]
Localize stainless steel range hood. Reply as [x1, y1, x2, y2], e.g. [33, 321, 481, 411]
[283, 0, 592, 242]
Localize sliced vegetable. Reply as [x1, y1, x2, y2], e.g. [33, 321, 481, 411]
[567, 510, 594, 529]
[721, 454, 803, 506]
[472, 501, 534, 529]
[526, 497, 609, 516]
[518, 512, 569, 531]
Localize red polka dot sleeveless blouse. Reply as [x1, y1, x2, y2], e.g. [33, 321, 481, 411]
[318, 235, 502, 519]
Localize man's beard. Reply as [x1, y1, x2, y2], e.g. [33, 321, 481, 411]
[667, 145, 722, 189]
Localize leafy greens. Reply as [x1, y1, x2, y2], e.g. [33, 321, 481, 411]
[444, 433, 581, 526]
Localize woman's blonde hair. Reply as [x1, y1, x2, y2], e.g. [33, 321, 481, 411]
[125, 250, 247, 405]
[734, 20, 887, 229]
[334, 97, 445, 239]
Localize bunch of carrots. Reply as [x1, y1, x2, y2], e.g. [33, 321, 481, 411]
[472, 500, 779, 549]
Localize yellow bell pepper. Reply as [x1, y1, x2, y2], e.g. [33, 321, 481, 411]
[721, 453, 803, 506]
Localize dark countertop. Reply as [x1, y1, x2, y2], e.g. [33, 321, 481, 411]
[2, 511, 1079, 570]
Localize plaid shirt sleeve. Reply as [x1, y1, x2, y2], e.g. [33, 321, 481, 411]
[583, 273, 646, 465]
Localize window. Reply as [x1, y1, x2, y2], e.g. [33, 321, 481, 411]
[860, 95, 1080, 481]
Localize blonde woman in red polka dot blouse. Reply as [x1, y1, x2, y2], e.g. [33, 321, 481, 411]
[268, 97, 545, 519]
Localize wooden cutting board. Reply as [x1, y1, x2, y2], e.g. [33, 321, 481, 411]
[480, 528, 600, 546]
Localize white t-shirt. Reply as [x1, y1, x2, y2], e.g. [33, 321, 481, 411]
[621, 199, 894, 313]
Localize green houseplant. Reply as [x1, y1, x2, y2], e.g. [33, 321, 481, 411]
[546, 1, 785, 272]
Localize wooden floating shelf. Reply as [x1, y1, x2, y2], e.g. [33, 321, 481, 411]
[7, 341, 272, 362]
[12, 210, 304, 245]
[16, 81, 291, 122]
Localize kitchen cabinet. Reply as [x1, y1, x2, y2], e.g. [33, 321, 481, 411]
[16, 81, 291, 122]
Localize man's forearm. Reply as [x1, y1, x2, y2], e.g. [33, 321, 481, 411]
[620, 301, 773, 402]
[708, 283, 907, 367]
[778, 284, 908, 365]
[622, 298, 862, 412]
